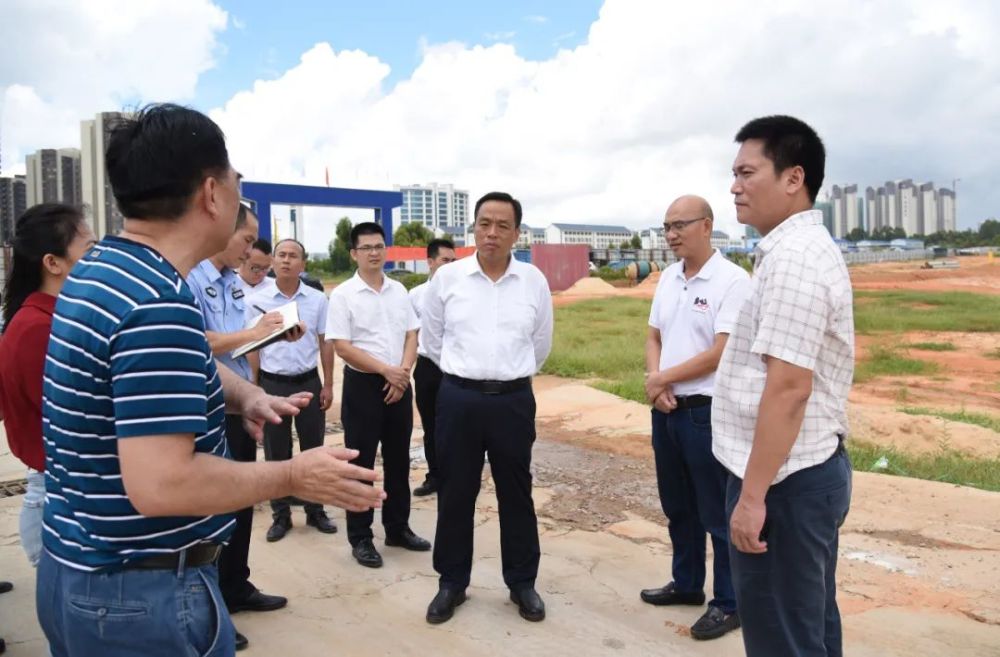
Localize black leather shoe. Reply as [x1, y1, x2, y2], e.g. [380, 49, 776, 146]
[306, 510, 338, 534]
[385, 527, 431, 551]
[510, 587, 545, 622]
[352, 538, 383, 568]
[426, 588, 466, 624]
[640, 582, 706, 606]
[0, 582, 11, 594]
[235, 631, 248, 651]
[413, 477, 438, 496]
[227, 589, 288, 614]
[266, 516, 292, 542]
[690, 606, 741, 640]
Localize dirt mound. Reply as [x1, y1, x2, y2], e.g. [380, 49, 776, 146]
[637, 271, 661, 289]
[559, 276, 619, 296]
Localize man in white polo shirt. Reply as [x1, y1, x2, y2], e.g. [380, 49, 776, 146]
[247, 238, 337, 542]
[326, 222, 431, 569]
[714, 115, 854, 657]
[641, 195, 750, 641]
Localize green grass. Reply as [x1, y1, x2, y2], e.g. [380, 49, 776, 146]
[899, 407, 1000, 433]
[544, 296, 1000, 491]
[986, 348, 1000, 359]
[854, 290, 1000, 334]
[909, 341, 957, 351]
[847, 441, 1000, 492]
[853, 345, 939, 383]
[543, 297, 649, 404]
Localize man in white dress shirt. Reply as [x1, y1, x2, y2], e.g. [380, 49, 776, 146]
[247, 238, 338, 542]
[409, 238, 457, 497]
[421, 192, 553, 625]
[713, 115, 854, 657]
[326, 222, 432, 569]
[238, 238, 276, 297]
[640, 195, 750, 641]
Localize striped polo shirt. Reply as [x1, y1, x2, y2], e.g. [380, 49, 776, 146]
[42, 235, 235, 572]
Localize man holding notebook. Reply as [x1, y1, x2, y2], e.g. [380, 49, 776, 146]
[247, 238, 337, 541]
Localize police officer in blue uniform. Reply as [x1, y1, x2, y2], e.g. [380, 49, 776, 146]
[187, 204, 299, 652]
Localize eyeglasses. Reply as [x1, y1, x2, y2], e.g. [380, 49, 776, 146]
[354, 244, 386, 253]
[663, 217, 707, 233]
[249, 265, 269, 274]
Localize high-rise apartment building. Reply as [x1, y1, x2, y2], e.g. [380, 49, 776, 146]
[897, 179, 920, 236]
[396, 183, 469, 231]
[0, 175, 28, 243]
[829, 184, 860, 237]
[26, 148, 80, 207]
[81, 111, 127, 237]
[938, 188, 956, 233]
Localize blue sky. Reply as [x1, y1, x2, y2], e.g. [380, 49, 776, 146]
[4, 0, 996, 248]
[196, 1, 603, 110]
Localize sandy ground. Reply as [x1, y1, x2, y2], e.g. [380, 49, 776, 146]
[1, 373, 998, 656]
[1, 257, 999, 655]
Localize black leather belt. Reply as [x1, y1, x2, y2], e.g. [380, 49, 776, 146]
[671, 394, 712, 410]
[260, 368, 319, 384]
[123, 543, 222, 570]
[444, 373, 530, 395]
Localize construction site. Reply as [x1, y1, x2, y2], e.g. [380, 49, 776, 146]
[0, 256, 998, 656]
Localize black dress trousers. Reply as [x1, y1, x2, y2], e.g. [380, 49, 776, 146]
[218, 414, 257, 605]
[432, 376, 539, 591]
[413, 355, 443, 482]
[340, 366, 414, 545]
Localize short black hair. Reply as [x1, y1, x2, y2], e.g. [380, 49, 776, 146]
[735, 115, 825, 203]
[106, 103, 231, 220]
[274, 238, 307, 259]
[350, 222, 385, 248]
[427, 238, 455, 259]
[235, 202, 257, 230]
[474, 191, 523, 228]
[251, 238, 272, 255]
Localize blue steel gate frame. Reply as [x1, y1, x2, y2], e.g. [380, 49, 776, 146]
[239, 181, 403, 246]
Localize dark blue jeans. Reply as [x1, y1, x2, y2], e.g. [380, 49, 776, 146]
[726, 447, 852, 657]
[651, 405, 736, 613]
[37, 550, 236, 657]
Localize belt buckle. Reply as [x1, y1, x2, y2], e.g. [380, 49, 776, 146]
[482, 382, 503, 395]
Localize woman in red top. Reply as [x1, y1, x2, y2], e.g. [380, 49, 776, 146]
[0, 203, 96, 566]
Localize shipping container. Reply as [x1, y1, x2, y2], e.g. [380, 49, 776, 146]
[513, 249, 532, 264]
[530, 244, 590, 292]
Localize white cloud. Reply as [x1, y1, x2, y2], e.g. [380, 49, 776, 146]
[0, 0, 227, 171]
[210, 0, 1000, 250]
[524, 15, 548, 24]
[5, 0, 998, 252]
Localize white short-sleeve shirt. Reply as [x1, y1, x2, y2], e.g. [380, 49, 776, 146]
[712, 210, 855, 484]
[325, 272, 420, 369]
[238, 275, 276, 299]
[409, 281, 431, 358]
[421, 254, 554, 381]
[246, 281, 328, 376]
[648, 250, 751, 397]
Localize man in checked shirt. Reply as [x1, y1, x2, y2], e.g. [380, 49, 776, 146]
[713, 115, 854, 657]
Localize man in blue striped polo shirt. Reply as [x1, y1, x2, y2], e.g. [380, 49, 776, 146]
[37, 104, 386, 657]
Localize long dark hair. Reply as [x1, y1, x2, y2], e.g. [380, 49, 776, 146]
[2, 203, 86, 330]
